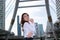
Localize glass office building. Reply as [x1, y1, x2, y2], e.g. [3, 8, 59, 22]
[56, 0, 60, 19]
[0, 0, 5, 30]
[35, 23, 44, 37]
[38, 24, 44, 37]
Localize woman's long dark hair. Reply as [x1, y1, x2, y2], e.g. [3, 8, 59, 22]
[21, 13, 29, 27]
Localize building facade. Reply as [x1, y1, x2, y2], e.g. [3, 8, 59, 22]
[34, 23, 44, 40]
[17, 16, 21, 36]
[56, 0, 60, 19]
[0, 0, 5, 30]
[35, 23, 39, 37]
[35, 23, 44, 37]
[38, 24, 44, 37]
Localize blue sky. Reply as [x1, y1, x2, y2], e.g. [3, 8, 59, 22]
[5, 0, 57, 35]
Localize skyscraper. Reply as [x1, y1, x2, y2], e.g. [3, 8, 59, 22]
[34, 23, 44, 40]
[35, 23, 39, 37]
[17, 16, 21, 36]
[0, 0, 5, 30]
[35, 23, 44, 37]
[38, 24, 44, 37]
[56, 0, 60, 20]
[34, 23, 40, 40]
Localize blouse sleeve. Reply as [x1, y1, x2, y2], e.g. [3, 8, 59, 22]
[23, 22, 31, 36]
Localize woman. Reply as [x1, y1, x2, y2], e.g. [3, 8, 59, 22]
[21, 13, 36, 40]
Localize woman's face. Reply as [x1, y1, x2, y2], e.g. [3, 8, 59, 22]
[23, 14, 29, 22]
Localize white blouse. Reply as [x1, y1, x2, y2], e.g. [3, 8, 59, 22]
[23, 22, 36, 38]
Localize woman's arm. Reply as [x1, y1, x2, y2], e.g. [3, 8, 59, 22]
[27, 32, 33, 38]
[24, 22, 33, 38]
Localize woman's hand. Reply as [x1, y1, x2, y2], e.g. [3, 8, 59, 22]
[27, 32, 33, 38]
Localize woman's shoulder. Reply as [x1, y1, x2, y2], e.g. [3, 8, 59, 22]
[23, 22, 29, 27]
[24, 22, 29, 25]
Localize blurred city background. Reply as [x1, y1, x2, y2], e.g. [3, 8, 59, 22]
[0, 0, 60, 40]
